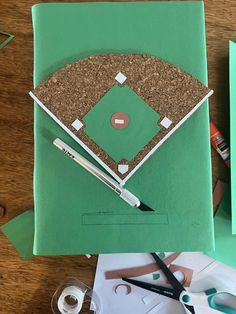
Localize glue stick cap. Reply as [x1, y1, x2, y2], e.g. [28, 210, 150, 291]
[210, 121, 219, 137]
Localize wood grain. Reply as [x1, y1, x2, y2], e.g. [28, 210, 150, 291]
[0, 1, 233, 313]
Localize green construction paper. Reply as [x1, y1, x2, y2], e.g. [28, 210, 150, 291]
[230, 41, 236, 234]
[158, 252, 166, 259]
[206, 41, 236, 264]
[153, 273, 160, 280]
[206, 185, 236, 268]
[83, 85, 160, 162]
[32, 2, 214, 255]
[1, 209, 34, 260]
[0, 31, 14, 49]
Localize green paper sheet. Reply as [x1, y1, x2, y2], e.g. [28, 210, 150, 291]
[207, 42, 236, 265]
[0, 31, 14, 49]
[32, 1, 214, 255]
[206, 186, 236, 268]
[153, 273, 160, 280]
[158, 252, 166, 259]
[83, 85, 160, 162]
[1, 209, 34, 260]
[230, 41, 236, 234]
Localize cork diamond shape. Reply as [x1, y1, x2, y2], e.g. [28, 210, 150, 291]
[30, 53, 213, 184]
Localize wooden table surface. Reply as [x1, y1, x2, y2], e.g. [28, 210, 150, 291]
[0, 0, 233, 313]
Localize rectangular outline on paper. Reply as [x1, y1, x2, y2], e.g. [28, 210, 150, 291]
[82, 212, 168, 225]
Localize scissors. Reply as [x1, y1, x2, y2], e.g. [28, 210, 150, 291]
[122, 253, 236, 314]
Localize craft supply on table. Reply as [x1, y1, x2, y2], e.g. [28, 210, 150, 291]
[205, 40, 236, 265]
[93, 252, 236, 314]
[210, 122, 230, 167]
[0, 209, 34, 260]
[93, 252, 218, 314]
[53, 138, 154, 212]
[104, 252, 181, 279]
[122, 253, 236, 314]
[0, 31, 14, 49]
[51, 278, 101, 314]
[30, 1, 214, 255]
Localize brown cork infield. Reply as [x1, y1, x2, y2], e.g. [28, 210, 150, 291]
[30, 53, 213, 184]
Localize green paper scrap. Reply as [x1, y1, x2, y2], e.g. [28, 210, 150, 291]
[230, 41, 236, 234]
[83, 85, 160, 162]
[158, 252, 166, 259]
[153, 273, 160, 280]
[206, 185, 236, 268]
[0, 31, 14, 49]
[32, 2, 214, 255]
[1, 209, 34, 260]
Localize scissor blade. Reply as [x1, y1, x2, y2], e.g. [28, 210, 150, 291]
[184, 304, 195, 314]
[122, 277, 180, 300]
[151, 253, 184, 294]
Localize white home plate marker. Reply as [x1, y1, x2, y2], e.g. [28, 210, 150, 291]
[114, 119, 125, 125]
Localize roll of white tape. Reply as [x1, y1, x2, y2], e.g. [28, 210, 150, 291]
[57, 285, 85, 314]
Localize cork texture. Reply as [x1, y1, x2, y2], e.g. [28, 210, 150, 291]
[32, 53, 212, 181]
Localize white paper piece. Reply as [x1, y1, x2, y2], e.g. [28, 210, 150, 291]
[115, 72, 127, 84]
[114, 118, 125, 124]
[71, 118, 83, 131]
[92, 252, 223, 314]
[160, 117, 172, 129]
[142, 294, 160, 305]
[173, 271, 185, 283]
[118, 164, 129, 174]
[146, 302, 164, 313]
